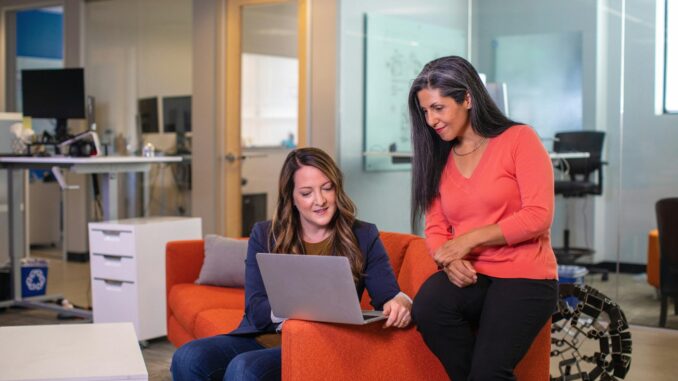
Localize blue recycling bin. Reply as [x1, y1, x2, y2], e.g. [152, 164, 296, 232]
[21, 259, 49, 298]
[558, 265, 588, 284]
[558, 265, 588, 309]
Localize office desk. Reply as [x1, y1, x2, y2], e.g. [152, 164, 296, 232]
[0, 155, 181, 317]
[549, 152, 590, 160]
[362, 151, 590, 162]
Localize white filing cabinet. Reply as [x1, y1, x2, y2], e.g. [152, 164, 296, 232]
[88, 217, 201, 341]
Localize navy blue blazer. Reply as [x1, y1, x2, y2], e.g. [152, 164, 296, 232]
[229, 220, 401, 336]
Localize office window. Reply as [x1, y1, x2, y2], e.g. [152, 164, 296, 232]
[665, 0, 678, 113]
[241, 53, 298, 148]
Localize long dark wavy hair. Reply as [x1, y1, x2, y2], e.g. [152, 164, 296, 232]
[270, 147, 363, 281]
[408, 56, 520, 230]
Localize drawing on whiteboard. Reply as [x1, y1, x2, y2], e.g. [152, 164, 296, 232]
[363, 13, 465, 171]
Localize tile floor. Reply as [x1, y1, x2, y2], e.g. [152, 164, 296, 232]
[1, 249, 677, 380]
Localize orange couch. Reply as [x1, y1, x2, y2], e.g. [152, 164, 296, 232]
[166, 232, 551, 380]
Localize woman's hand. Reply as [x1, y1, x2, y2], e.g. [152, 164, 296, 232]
[443, 259, 477, 288]
[433, 234, 475, 267]
[382, 293, 412, 328]
[433, 225, 506, 268]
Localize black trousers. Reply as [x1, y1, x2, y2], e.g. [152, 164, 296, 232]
[412, 272, 557, 381]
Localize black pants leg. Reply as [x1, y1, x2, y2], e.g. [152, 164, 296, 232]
[412, 272, 557, 381]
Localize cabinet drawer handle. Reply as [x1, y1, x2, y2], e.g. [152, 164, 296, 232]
[104, 279, 123, 287]
[103, 255, 123, 263]
[96, 279, 131, 290]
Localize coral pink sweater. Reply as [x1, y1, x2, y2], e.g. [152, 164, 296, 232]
[425, 125, 558, 280]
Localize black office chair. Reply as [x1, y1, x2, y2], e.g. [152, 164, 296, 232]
[655, 198, 678, 327]
[553, 131, 608, 280]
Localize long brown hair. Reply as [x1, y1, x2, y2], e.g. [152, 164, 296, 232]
[270, 147, 363, 281]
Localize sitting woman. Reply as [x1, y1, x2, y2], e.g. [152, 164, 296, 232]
[171, 147, 412, 381]
[408, 56, 558, 380]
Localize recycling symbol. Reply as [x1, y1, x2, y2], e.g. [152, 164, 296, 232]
[25, 269, 46, 291]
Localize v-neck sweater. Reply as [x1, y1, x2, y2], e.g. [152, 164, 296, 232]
[425, 125, 557, 280]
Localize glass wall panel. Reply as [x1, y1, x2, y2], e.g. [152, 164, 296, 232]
[340, 0, 669, 329]
[617, 0, 678, 329]
[472, 1, 610, 279]
[339, 0, 671, 332]
[85, 0, 192, 217]
[339, 0, 469, 233]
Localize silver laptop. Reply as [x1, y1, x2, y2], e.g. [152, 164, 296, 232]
[256, 253, 386, 325]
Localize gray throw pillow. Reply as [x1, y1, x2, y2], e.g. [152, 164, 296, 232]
[195, 235, 248, 287]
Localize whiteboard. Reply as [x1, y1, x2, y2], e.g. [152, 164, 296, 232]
[363, 14, 465, 171]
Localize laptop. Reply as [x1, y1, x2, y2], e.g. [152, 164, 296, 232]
[256, 253, 386, 325]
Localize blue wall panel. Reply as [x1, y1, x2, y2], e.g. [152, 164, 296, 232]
[17, 10, 63, 59]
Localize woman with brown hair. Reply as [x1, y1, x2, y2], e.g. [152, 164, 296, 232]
[171, 147, 411, 381]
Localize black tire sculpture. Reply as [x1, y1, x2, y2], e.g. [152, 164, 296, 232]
[551, 283, 632, 381]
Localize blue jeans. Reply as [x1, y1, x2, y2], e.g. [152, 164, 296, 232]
[171, 335, 281, 381]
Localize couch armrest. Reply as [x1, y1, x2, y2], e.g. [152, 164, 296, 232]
[281, 320, 447, 381]
[281, 319, 551, 381]
[166, 239, 205, 294]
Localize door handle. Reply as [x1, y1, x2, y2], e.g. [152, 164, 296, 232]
[224, 153, 243, 163]
[224, 152, 268, 163]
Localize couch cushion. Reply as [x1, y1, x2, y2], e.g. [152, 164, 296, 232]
[194, 308, 245, 339]
[168, 283, 245, 333]
[378, 232, 419, 278]
[398, 238, 438, 298]
[196, 235, 248, 287]
[168, 315, 196, 348]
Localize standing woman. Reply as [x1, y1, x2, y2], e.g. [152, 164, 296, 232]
[171, 147, 412, 381]
[408, 56, 558, 380]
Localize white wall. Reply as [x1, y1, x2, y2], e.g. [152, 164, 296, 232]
[338, 0, 468, 234]
[191, 0, 221, 234]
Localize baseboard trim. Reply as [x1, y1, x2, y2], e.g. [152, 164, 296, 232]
[67, 251, 89, 263]
[583, 261, 646, 274]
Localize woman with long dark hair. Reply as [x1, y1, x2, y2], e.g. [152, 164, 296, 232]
[171, 147, 412, 381]
[409, 56, 558, 380]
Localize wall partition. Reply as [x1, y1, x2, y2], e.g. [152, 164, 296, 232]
[617, 0, 678, 329]
[338, 0, 677, 329]
[84, 0, 193, 217]
[339, 0, 469, 233]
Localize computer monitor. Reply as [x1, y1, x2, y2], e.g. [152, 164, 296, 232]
[138, 97, 159, 133]
[486, 82, 509, 117]
[163, 96, 191, 134]
[21, 68, 86, 141]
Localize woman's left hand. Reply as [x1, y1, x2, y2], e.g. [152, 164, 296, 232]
[382, 294, 412, 328]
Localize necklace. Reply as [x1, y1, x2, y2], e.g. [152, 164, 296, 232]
[452, 138, 487, 156]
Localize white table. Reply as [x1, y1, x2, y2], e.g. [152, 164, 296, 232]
[0, 156, 181, 317]
[0, 322, 148, 381]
